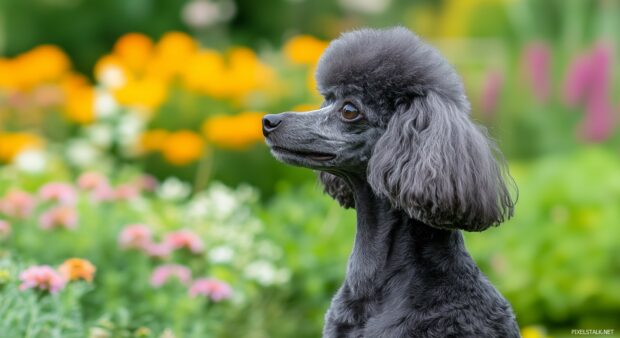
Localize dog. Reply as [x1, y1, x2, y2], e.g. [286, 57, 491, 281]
[263, 27, 520, 338]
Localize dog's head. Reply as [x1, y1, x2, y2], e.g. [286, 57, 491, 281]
[263, 27, 515, 231]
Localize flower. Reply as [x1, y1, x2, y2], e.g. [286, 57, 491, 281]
[283, 35, 328, 65]
[154, 32, 198, 77]
[164, 230, 204, 253]
[202, 112, 265, 149]
[113, 33, 154, 72]
[139, 129, 169, 153]
[118, 224, 152, 249]
[520, 326, 548, 338]
[136, 174, 158, 192]
[150, 264, 192, 287]
[114, 184, 140, 201]
[58, 258, 96, 282]
[113, 77, 168, 111]
[39, 182, 77, 205]
[64, 84, 95, 124]
[13, 149, 47, 174]
[19, 265, 66, 293]
[159, 130, 205, 165]
[157, 177, 191, 201]
[479, 70, 504, 117]
[563, 54, 592, 107]
[143, 241, 173, 259]
[0, 190, 36, 219]
[39, 206, 78, 230]
[244, 260, 290, 286]
[209, 245, 234, 263]
[77, 172, 109, 191]
[0, 132, 44, 163]
[188, 278, 233, 301]
[522, 42, 551, 103]
[0, 220, 11, 239]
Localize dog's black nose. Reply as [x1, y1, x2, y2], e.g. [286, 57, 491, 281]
[262, 114, 283, 136]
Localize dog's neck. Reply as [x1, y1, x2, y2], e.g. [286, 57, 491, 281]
[344, 176, 472, 295]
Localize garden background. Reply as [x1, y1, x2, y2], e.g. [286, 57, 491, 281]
[1, 0, 619, 337]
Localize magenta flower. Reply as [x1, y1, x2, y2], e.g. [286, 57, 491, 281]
[118, 224, 152, 249]
[188, 278, 233, 301]
[479, 70, 504, 117]
[164, 230, 204, 254]
[77, 172, 109, 191]
[39, 206, 78, 230]
[150, 264, 192, 287]
[136, 175, 158, 192]
[0, 190, 36, 219]
[39, 182, 77, 205]
[143, 241, 173, 259]
[0, 220, 11, 239]
[563, 54, 592, 107]
[522, 42, 552, 103]
[114, 184, 140, 201]
[19, 265, 66, 294]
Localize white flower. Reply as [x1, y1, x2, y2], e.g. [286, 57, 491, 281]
[13, 149, 47, 173]
[95, 90, 118, 118]
[116, 113, 145, 146]
[209, 245, 234, 263]
[157, 177, 191, 201]
[207, 184, 238, 219]
[181, 0, 235, 28]
[244, 260, 289, 286]
[338, 0, 392, 14]
[66, 139, 100, 168]
[186, 193, 210, 219]
[85, 123, 113, 148]
[98, 65, 126, 89]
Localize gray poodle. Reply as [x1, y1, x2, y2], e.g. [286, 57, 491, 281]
[262, 27, 520, 338]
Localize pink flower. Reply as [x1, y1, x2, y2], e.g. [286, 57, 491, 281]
[164, 230, 204, 254]
[479, 70, 504, 118]
[19, 265, 66, 293]
[150, 264, 192, 287]
[143, 241, 173, 259]
[114, 184, 140, 201]
[188, 278, 233, 301]
[0, 190, 36, 219]
[0, 220, 11, 238]
[91, 183, 115, 202]
[77, 172, 109, 191]
[136, 175, 158, 192]
[118, 224, 152, 249]
[522, 42, 551, 103]
[563, 54, 592, 107]
[39, 182, 77, 205]
[39, 206, 78, 230]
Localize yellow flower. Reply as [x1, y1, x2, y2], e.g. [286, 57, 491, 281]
[140, 129, 170, 153]
[155, 31, 198, 76]
[0, 132, 44, 163]
[160, 130, 205, 165]
[113, 33, 154, 72]
[202, 111, 265, 150]
[0, 45, 70, 90]
[521, 326, 549, 338]
[181, 49, 225, 93]
[59, 258, 96, 282]
[283, 35, 328, 65]
[64, 85, 95, 124]
[113, 77, 168, 111]
[225, 47, 275, 99]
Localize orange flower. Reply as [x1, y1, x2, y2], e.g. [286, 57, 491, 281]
[113, 33, 154, 72]
[283, 35, 328, 65]
[64, 85, 95, 124]
[0, 132, 44, 163]
[202, 111, 265, 150]
[155, 32, 198, 76]
[58, 258, 96, 282]
[113, 77, 168, 111]
[181, 49, 225, 93]
[140, 129, 170, 153]
[160, 130, 205, 165]
[0, 45, 70, 90]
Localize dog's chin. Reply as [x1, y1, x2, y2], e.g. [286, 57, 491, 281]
[269, 146, 337, 169]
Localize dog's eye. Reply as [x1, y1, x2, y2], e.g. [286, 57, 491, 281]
[340, 103, 361, 121]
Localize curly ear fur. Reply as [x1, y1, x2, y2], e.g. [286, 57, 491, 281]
[318, 172, 355, 209]
[368, 91, 515, 231]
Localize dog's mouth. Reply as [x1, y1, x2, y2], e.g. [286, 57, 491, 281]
[271, 146, 336, 162]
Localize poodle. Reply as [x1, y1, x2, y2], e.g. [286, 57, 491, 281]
[262, 27, 520, 338]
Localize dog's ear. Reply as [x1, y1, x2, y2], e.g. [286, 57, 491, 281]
[317, 172, 355, 209]
[368, 91, 515, 231]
